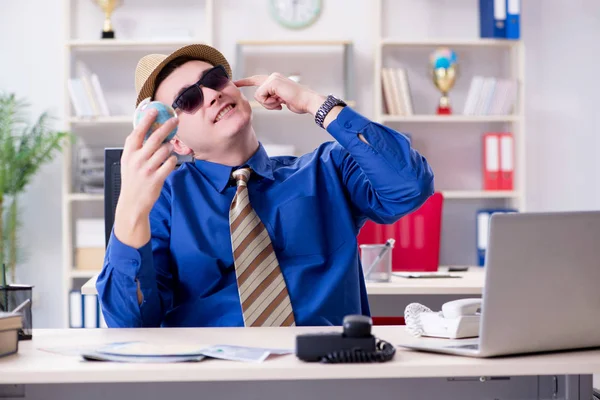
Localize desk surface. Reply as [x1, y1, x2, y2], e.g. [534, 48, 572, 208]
[81, 268, 485, 296]
[366, 268, 484, 295]
[1, 326, 599, 385]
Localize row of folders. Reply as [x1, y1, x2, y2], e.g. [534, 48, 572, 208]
[479, 0, 520, 40]
[69, 291, 107, 328]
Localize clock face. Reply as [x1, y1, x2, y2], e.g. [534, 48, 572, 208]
[270, 0, 322, 29]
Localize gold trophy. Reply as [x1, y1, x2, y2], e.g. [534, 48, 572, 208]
[93, 0, 122, 39]
[430, 48, 458, 115]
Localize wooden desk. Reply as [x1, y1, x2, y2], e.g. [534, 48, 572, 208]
[0, 327, 595, 400]
[366, 268, 484, 296]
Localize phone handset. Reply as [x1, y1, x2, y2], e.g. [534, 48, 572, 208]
[441, 298, 481, 318]
[295, 315, 396, 363]
[405, 298, 482, 339]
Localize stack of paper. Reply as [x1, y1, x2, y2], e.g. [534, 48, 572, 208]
[80, 341, 292, 363]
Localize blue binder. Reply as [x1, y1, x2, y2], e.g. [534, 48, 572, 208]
[506, 0, 520, 39]
[479, 0, 507, 39]
[476, 208, 517, 266]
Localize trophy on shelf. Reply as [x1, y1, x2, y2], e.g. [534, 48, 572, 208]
[93, 0, 122, 39]
[429, 47, 458, 115]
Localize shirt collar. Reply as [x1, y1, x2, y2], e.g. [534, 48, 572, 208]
[193, 143, 274, 193]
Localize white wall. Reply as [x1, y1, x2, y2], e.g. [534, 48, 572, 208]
[0, 0, 599, 328]
[0, 0, 66, 328]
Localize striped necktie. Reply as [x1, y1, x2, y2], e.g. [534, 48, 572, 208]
[229, 168, 296, 327]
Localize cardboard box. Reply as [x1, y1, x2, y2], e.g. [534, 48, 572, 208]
[75, 248, 105, 270]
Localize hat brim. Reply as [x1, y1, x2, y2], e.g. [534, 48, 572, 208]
[135, 43, 233, 107]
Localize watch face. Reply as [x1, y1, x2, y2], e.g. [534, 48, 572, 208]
[270, 0, 322, 29]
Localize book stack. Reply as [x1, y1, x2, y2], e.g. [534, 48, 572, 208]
[0, 312, 22, 358]
[381, 67, 414, 116]
[463, 76, 518, 116]
[67, 62, 110, 118]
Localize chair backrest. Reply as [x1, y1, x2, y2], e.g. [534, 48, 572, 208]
[357, 192, 444, 272]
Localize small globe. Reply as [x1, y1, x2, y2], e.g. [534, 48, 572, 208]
[133, 98, 178, 143]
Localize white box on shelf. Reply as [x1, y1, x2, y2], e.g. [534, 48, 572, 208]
[75, 218, 104, 248]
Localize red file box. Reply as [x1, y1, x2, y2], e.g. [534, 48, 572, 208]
[358, 192, 444, 272]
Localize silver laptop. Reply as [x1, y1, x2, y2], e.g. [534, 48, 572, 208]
[399, 210, 600, 357]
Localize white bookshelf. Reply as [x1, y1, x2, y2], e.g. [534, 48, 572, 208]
[69, 116, 131, 125]
[379, 115, 522, 123]
[381, 38, 520, 48]
[67, 39, 201, 50]
[60, 0, 527, 327]
[373, 0, 526, 269]
[61, 0, 216, 328]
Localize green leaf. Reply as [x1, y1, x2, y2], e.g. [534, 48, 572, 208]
[0, 91, 72, 275]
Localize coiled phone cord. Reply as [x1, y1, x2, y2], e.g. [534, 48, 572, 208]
[320, 339, 396, 364]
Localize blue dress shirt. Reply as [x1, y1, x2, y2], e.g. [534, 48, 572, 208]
[96, 106, 435, 328]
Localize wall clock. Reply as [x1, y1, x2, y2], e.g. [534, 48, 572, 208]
[270, 0, 323, 29]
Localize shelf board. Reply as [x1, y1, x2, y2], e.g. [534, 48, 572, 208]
[71, 269, 101, 279]
[237, 40, 352, 46]
[442, 190, 519, 199]
[380, 114, 521, 123]
[67, 39, 198, 50]
[67, 193, 103, 202]
[69, 116, 131, 125]
[381, 38, 520, 47]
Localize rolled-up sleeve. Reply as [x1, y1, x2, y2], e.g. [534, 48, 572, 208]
[96, 189, 174, 328]
[327, 106, 435, 225]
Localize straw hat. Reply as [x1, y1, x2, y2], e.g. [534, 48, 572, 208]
[134, 43, 232, 107]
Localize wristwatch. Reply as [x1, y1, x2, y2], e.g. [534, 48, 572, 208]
[314, 94, 347, 129]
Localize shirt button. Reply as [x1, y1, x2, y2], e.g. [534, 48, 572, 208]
[344, 122, 352, 129]
[131, 260, 139, 267]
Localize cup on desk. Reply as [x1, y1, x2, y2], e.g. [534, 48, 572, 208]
[360, 243, 392, 283]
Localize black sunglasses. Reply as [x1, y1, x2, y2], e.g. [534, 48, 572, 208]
[171, 65, 230, 114]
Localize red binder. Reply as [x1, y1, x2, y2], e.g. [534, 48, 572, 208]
[499, 133, 514, 190]
[483, 133, 500, 190]
[357, 192, 444, 272]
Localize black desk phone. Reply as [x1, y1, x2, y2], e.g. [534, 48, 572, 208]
[295, 315, 396, 363]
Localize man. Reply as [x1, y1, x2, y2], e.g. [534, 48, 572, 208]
[96, 43, 434, 328]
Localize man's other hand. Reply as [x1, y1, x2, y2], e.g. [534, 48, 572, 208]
[234, 73, 326, 116]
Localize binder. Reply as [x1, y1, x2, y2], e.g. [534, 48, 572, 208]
[499, 133, 514, 190]
[69, 290, 83, 328]
[506, 0, 520, 39]
[476, 208, 518, 266]
[483, 133, 500, 190]
[69, 291, 101, 328]
[479, 0, 506, 38]
[83, 294, 99, 328]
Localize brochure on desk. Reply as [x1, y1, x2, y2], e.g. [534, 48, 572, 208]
[80, 341, 293, 363]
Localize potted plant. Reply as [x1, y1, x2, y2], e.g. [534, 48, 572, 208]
[0, 92, 71, 338]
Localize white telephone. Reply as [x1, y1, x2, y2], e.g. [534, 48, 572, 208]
[404, 298, 481, 339]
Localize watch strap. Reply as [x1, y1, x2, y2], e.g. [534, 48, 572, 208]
[315, 94, 347, 129]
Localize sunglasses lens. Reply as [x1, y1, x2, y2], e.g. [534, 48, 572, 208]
[177, 86, 203, 113]
[203, 67, 230, 91]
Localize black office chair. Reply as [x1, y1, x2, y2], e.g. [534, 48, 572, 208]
[104, 148, 123, 248]
[103, 148, 188, 247]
